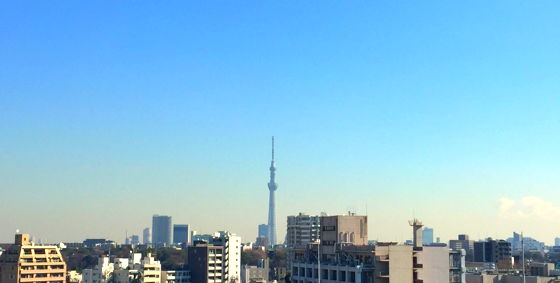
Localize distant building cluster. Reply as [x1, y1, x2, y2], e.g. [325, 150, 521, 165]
[3, 139, 560, 283]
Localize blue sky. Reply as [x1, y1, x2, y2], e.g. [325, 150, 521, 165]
[1, 1, 559, 244]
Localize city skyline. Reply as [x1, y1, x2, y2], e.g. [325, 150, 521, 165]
[1, 1, 560, 245]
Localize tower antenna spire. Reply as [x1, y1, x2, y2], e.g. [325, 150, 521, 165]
[272, 136, 275, 161]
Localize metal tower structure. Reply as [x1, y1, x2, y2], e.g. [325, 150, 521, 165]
[267, 136, 278, 246]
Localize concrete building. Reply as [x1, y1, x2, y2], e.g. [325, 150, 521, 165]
[320, 213, 368, 258]
[422, 227, 434, 246]
[290, 218, 459, 283]
[450, 234, 475, 261]
[188, 244, 225, 283]
[473, 239, 512, 265]
[209, 232, 241, 282]
[153, 215, 172, 247]
[241, 259, 269, 283]
[450, 249, 467, 283]
[257, 225, 268, 239]
[286, 213, 321, 249]
[0, 234, 67, 283]
[141, 254, 162, 283]
[188, 232, 241, 283]
[144, 228, 151, 245]
[555, 237, 560, 247]
[173, 225, 190, 246]
[267, 137, 278, 247]
[82, 257, 114, 283]
[161, 270, 191, 283]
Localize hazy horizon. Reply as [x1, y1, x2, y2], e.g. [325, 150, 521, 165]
[1, 1, 559, 245]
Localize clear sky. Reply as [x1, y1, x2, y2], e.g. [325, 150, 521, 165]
[1, 1, 559, 245]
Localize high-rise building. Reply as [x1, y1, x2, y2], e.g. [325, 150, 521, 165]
[152, 215, 172, 247]
[257, 224, 268, 239]
[267, 137, 278, 247]
[0, 234, 67, 283]
[286, 213, 320, 249]
[422, 227, 434, 245]
[555, 237, 560, 247]
[143, 228, 151, 245]
[173, 224, 190, 246]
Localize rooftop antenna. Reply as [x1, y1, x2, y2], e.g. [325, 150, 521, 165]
[272, 136, 275, 161]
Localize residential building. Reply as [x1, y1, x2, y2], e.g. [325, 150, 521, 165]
[83, 257, 114, 283]
[286, 213, 321, 249]
[422, 227, 434, 246]
[141, 254, 162, 283]
[188, 244, 225, 283]
[153, 215, 172, 248]
[188, 232, 241, 283]
[0, 234, 67, 283]
[173, 225, 190, 246]
[209, 232, 241, 282]
[161, 270, 191, 283]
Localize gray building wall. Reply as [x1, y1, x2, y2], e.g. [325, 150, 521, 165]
[152, 215, 172, 247]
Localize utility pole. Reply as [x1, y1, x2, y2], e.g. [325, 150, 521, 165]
[317, 240, 321, 283]
[522, 232, 526, 283]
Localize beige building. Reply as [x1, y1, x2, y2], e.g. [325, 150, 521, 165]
[141, 254, 162, 283]
[0, 234, 67, 283]
[320, 214, 368, 257]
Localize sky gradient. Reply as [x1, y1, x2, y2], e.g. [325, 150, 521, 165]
[1, 1, 559, 245]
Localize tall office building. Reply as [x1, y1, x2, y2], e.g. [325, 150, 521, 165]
[0, 234, 67, 283]
[257, 224, 268, 239]
[143, 228, 151, 245]
[267, 137, 278, 246]
[152, 215, 172, 247]
[422, 227, 434, 245]
[286, 213, 320, 249]
[173, 224, 190, 245]
[555, 237, 560, 247]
